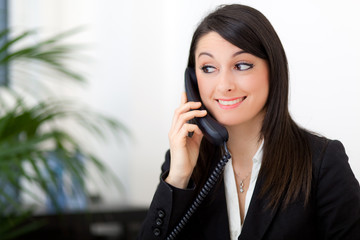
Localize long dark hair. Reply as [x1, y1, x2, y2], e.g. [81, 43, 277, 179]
[188, 4, 312, 209]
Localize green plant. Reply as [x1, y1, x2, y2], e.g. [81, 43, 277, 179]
[0, 28, 129, 238]
[0, 28, 86, 84]
[0, 97, 127, 206]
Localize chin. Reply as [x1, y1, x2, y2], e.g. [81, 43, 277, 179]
[216, 116, 247, 127]
[215, 111, 264, 128]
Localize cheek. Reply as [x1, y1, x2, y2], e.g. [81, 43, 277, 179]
[197, 77, 214, 101]
[243, 72, 269, 101]
[250, 78, 269, 97]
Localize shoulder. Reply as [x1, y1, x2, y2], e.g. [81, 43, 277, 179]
[304, 131, 347, 169]
[305, 132, 354, 184]
[305, 131, 359, 196]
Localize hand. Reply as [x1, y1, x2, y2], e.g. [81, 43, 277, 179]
[166, 92, 207, 189]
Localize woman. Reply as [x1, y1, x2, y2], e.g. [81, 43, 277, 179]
[138, 4, 360, 240]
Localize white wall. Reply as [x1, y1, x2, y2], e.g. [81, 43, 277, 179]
[9, 0, 360, 206]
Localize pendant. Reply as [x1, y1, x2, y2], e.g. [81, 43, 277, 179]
[239, 181, 244, 193]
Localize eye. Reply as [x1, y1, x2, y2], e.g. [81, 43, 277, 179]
[235, 62, 254, 71]
[200, 65, 216, 73]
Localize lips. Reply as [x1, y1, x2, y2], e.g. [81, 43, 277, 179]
[217, 97, 246, 109]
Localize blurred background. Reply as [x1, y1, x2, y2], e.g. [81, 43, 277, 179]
[1, 0, 359, 239]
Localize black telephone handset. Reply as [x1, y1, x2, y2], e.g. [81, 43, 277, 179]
[184, 67, 229, 146]
[166, 68, 231, 240]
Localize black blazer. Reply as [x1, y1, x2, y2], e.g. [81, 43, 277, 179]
[138, 133, 360, 239]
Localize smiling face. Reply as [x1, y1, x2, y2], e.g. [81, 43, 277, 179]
[195, 32, 269, 128]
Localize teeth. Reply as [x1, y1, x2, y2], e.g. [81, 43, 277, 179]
[218, 98, 244, 106]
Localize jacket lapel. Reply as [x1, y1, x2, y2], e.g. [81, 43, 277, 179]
[239, 177, 280, 240]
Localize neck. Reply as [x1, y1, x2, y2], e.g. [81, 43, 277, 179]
[226, 113, 264, 166]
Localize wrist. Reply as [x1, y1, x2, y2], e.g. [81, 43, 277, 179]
[165, 172, 192, 189]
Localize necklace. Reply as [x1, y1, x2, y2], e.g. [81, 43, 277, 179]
[234, 171, 252, 193]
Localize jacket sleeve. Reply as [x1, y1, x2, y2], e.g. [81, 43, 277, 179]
[137, 150, 203, 240]
[315, 140, 360, 239]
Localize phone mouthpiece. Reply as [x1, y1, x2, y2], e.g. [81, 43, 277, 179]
[196, 116, 229, 146]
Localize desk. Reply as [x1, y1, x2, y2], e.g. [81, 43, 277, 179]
[14, 205, 148, 240]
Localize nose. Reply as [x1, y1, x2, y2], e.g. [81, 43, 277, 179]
[217, 69, 236, 92]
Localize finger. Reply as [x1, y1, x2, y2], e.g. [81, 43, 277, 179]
[176, 101, 203, 119]
[169, 121, 202, 143]
[171, 108, 206, 134]
[173, 109, 207, 134]
[172, 93, 191, 128]
[171, 101, 203, 128]
[180, 92, 202, 111]
[179, 123, 203, 140]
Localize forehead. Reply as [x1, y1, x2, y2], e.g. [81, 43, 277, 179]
[195, 32, 244, 56]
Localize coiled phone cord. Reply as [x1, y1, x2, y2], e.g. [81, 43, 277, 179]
[166, 142, 231, 240]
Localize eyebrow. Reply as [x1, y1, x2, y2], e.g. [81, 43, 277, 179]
[197, 50, 247, 59]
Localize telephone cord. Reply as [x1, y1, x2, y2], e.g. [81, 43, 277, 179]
[166, 142, 231, 240]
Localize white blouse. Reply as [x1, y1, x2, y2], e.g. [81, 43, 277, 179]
[224, 141, 264, 240]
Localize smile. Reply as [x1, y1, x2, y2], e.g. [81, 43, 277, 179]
[217, 97, 246, 109]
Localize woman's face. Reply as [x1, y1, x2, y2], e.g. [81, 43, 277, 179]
[195, 32, 269, 128]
